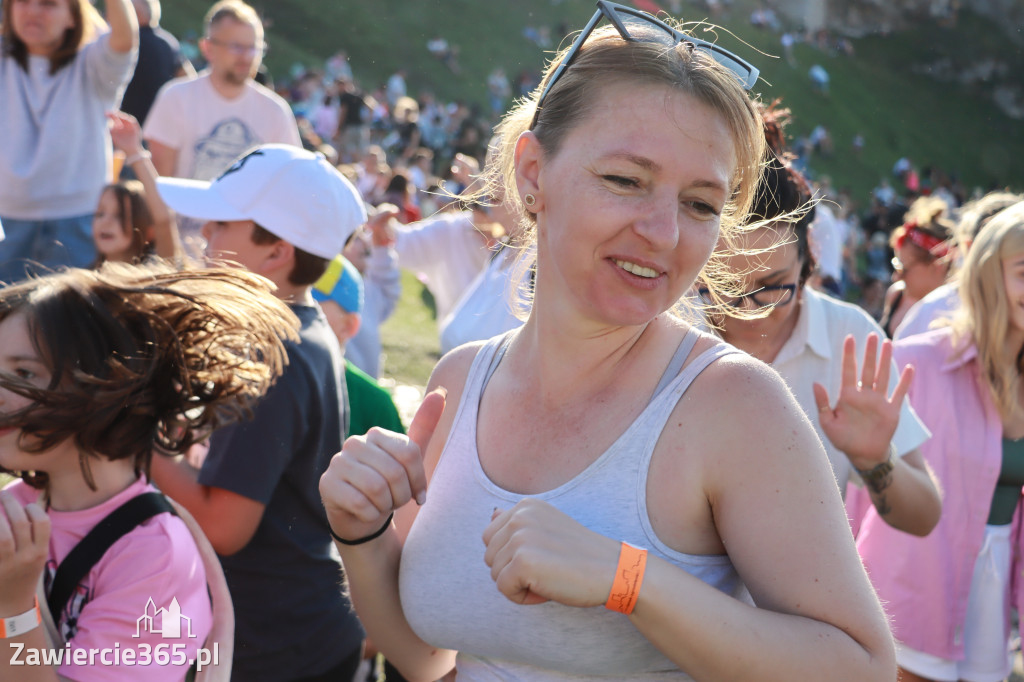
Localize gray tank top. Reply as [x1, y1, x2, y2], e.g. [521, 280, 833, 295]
[400, 327, 748, 680]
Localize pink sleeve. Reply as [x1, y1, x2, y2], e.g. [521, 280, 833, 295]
[59, 516, 213, 681]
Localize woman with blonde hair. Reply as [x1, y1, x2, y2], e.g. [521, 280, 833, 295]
[0, 0, 137, 284]
[320, 3, 896, 680]
[855, 200, 1024, 682]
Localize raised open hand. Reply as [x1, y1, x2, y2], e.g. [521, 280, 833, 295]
[106, 110, 144, 157]
[812, 334, 914, 471]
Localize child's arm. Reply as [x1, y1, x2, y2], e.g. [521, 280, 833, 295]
[0, 492, 61, 682]
[108, 111, 186, 265]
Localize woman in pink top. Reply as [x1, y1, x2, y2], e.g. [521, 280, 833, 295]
[0, 264, 298, 681]
[855, 200, 1024, 682]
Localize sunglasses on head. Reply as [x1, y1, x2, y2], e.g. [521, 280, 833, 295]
[531, 0, 759, 129]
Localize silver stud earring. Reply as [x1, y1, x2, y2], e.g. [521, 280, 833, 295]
[524, 193, 536, 207]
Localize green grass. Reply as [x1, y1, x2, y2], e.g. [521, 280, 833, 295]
[379, 269, 441, 388]
[157, 0, 1024, 387]
[161, 1, 1024, 201]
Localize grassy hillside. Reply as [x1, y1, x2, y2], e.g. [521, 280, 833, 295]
[155, 1, 1024, 389]
[161, 1, 1024, 201]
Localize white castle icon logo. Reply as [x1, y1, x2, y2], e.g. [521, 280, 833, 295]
[134, 597, 196, 639]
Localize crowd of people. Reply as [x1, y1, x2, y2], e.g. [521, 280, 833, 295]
[1, 1, 1024, 682]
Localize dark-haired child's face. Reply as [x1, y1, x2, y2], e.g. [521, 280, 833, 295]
[201, 219, 276, 274]
[0, 312, 72, 473]
[93, 189, 133, 260]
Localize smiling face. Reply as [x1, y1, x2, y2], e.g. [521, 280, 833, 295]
[9, 0, 76, 57]
[715, 225, 805, 360]
[1002, 249, 1024, 344]
[525, 82, 736, 328]
[92, 189, 134, 260]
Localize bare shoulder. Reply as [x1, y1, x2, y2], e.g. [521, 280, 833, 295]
[671, 348, 829, 485]
[420, 340, 492, 473]
[658, 345, 882, 630]
[682, 348, 799, 425]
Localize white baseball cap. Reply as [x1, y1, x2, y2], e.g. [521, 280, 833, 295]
[157, 145, 366, 260]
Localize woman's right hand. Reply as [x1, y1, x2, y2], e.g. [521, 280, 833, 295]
[320, 389, 445, 543]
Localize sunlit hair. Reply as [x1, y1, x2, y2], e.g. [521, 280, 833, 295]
[472, 20, 764, 320]
[708, 101, 815, 321]
[204, 0, 263, 37]
[92, 182, 155, 267]
[956, 191, 1023, 249]
[890, 196, 955, 269]
[1, 0, 99, 74]
[0, 263, 299, 489]
[950, 200, 1024, 420]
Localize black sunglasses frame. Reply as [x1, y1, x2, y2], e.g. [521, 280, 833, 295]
[698, 283, 797, 309]
[531, 0, 759, 129]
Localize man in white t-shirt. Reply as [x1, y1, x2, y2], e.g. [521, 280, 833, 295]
[143, 0, 300, 181]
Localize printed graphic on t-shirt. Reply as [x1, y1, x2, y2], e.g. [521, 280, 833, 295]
[44, 560, 90, 641]
[191, 118, 261, 181]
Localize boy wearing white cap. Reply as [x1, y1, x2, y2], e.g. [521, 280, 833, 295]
[151, 144, 368, 681]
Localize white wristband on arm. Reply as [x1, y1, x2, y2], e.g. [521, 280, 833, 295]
[124, 150, 152, 166]
[0, 597, 41, 639]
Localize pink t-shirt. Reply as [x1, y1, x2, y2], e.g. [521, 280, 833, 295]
[6, 478, 212, 681]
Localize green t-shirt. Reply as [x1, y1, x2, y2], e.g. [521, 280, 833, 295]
[988, 437, 1024, 526]
[345, 360, 406, 437]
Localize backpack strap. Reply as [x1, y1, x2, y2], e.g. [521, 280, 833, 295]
[46, 492, 176, 627]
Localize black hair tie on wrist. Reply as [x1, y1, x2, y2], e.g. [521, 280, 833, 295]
[330, 512, 394, 546]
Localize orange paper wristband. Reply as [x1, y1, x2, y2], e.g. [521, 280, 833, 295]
[605, 542, 648, 615]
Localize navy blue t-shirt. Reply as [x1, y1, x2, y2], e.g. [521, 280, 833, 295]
[199, 303, 362, 680]
[120, 25, 187, 125]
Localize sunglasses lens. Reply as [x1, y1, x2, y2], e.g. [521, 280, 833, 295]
[615, 8, 758, 90]
[618, 11, 678, 44]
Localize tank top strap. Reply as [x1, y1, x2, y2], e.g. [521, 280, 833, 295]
[650, 326, 702, 399]
[437, 331, 519, 464]
[480, 330, 517, 388]
[637, 341, 744, 455]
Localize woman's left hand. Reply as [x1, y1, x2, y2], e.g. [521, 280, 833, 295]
[812, 333, 914, 471]
[482, 498, 620, 608]
[0, 492, 50, 616]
